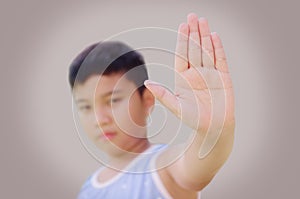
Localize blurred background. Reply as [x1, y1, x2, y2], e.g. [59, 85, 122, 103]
[0, 0, 299, 198]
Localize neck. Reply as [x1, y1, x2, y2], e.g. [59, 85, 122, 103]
[107, 139, 151, 169]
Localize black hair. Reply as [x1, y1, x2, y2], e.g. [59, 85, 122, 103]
[68, 41, 148, 96]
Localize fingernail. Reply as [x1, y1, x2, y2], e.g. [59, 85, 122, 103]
[144, 80, 161, 86]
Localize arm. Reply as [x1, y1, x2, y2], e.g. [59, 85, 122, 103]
[144, 13, 235, 191]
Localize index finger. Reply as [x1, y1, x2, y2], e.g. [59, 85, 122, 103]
[175, 23, 189, 73]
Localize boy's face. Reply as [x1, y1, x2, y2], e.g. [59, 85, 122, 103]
[73, 73, 153, 155]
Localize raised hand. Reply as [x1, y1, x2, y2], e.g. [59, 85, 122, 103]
[145, 13, 234, 156]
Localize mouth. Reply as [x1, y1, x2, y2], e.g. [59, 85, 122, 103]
[99, 132, 117, 140]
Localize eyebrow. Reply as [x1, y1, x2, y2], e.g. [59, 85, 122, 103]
[75, 90, 123, 103]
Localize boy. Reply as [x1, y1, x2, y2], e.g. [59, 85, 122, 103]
[69, 13, 235, 199]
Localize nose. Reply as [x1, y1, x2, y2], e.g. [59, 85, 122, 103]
[94, 107, 112, 127]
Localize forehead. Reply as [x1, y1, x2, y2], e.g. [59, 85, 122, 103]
[73, 73, 137, 100]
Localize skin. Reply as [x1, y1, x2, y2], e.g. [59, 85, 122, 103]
[74, 13, 235, 199]
[144, 13, 235, 196]
[73, 73, 154, 167]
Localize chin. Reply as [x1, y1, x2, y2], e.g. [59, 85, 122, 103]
[98, 143, 128, 156]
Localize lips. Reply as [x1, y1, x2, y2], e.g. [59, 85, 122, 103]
[100, 132, 117, 140]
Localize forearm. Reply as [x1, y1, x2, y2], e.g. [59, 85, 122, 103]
[170, 123, 235, 191]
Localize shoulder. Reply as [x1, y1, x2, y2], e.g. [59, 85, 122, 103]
[79, 166, 104, 190]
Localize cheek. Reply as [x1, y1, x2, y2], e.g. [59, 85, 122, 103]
[111, 101, 131, 126]
[112, 99, 146, 131]
[129, 102, 146, 125]
[78, 114, 90, 128]
[78, 114, 97, 138]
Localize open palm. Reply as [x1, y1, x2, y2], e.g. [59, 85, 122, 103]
[145, 14, 234, 136]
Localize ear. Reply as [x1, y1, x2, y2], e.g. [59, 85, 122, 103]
[142, 88, 155, 115]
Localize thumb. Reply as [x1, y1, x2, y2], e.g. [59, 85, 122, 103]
[144, 80, 180, 117]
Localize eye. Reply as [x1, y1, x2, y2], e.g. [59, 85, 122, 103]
[78, 105, 92, 112]
[111, 98, 121, 103]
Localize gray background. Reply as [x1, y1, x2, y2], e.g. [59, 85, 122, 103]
[1, 0, 299, 198]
